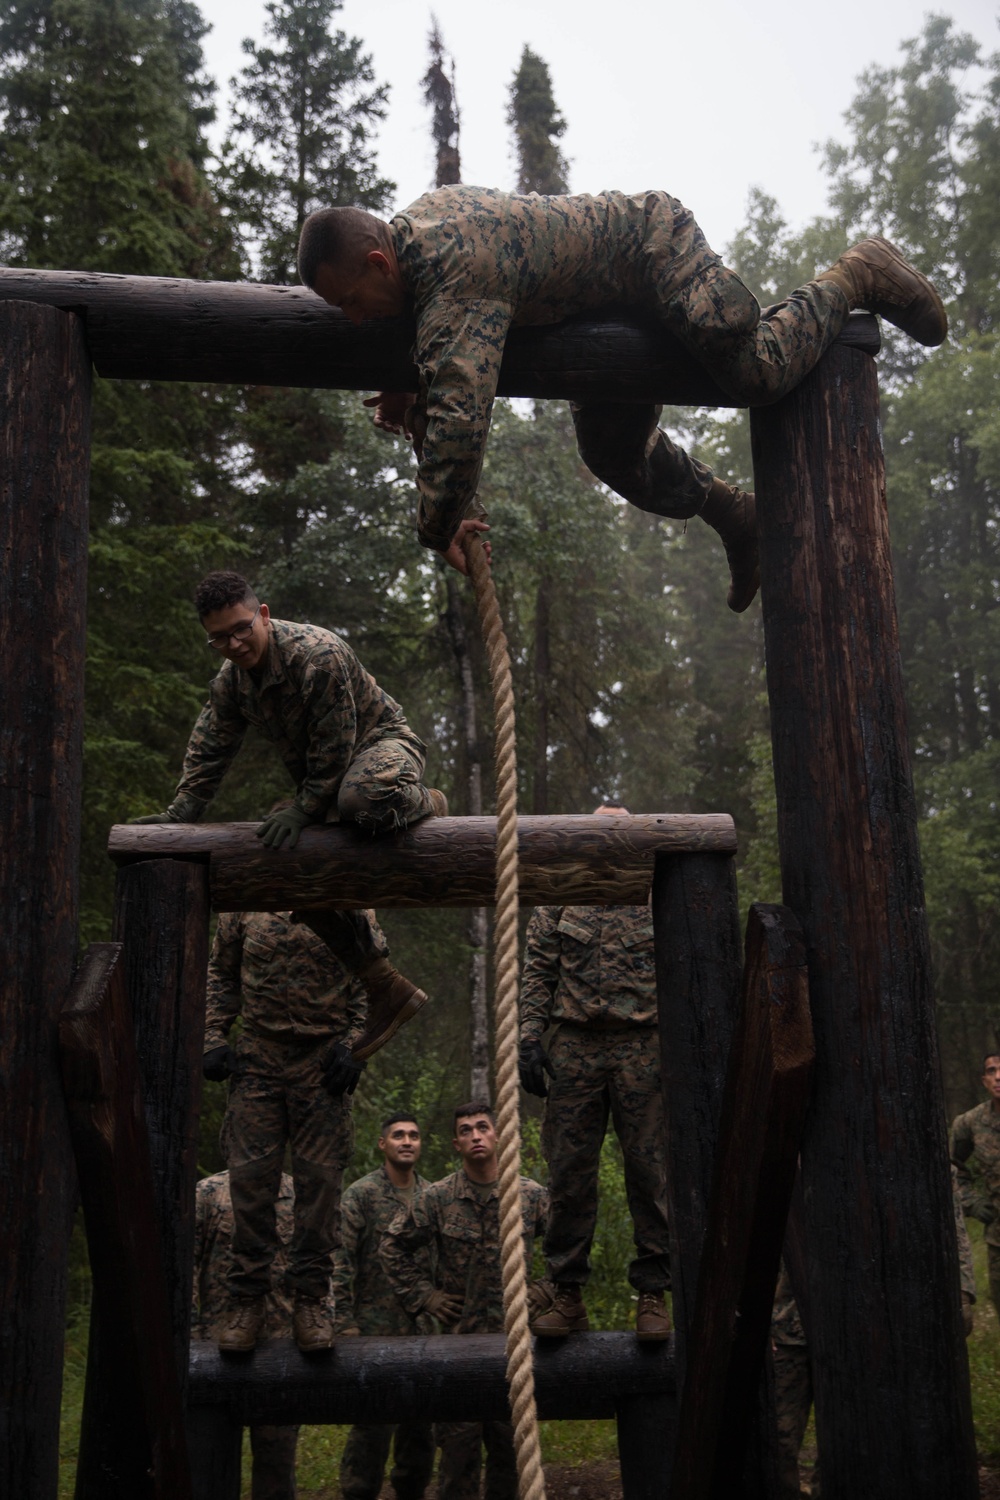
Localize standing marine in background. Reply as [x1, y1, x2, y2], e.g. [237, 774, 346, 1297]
[334, 1112, 435, 1500]
[519, 804, 671, 1340]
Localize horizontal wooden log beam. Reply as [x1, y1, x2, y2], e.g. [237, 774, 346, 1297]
[188, 1332, 673, 1424]
[0, 268, 878, 402]
[107, 813, 737, 910]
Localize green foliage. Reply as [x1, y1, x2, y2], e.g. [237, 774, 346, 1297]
[217, 0, 393, 282]
[422, 18, 460, 189]
[507, 45, 568, 196]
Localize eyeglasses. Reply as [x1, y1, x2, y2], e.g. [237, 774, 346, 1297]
[206, 604, 261, 651]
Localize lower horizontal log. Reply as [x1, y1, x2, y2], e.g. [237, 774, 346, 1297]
[188, 1332, 674, 1425]
[107, 813, 737, 910]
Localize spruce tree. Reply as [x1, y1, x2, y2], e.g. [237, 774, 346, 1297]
[422, 18, 460, 187]
[219, 0, 393, 284]
[507, 45, 568, 196]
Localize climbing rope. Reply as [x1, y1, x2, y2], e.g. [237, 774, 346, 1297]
[463, 531, 546, 1500]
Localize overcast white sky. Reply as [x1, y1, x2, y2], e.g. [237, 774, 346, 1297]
[198, 0, 999, 253]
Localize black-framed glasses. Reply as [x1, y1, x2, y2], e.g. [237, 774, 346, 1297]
[206, 604, 261, 651]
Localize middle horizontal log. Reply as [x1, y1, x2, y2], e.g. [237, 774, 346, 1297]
[107, 813, 737, 910]
[188, 1332, 674, 1424]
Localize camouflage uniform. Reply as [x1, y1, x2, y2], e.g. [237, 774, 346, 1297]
[520, 903, 670, 1293]
[208, 910, 369, 1302]
[168, 618, 433, 970]
[951, 1100, 1000, 1307]
[193, 1171, 299, 1500]
[333, 1167, 435, 1500]
[380, 1169, 548, 1500]
[390, 186, 850, 552]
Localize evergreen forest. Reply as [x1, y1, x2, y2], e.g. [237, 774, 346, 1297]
[3, 1, 998, 1487]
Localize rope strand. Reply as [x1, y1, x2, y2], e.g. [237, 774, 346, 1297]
[463, 532, 546, 1500]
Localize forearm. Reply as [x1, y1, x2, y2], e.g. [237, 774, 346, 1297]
[169, 699, 246, 817]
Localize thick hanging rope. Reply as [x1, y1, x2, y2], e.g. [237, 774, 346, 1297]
[463, 531, 546, 1500]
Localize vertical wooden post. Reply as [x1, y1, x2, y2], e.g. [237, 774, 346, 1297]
[75, 859, 209, 1499]
[0, 301, 91, 1500]
[750, 343, 978, 1497]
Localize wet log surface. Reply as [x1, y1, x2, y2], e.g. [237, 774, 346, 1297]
[188, 1332, 673, 1425]
[108, 813, 737, 909]
[60, 944, 191, 1500]
[0, 267, 879, 399]
[670, 904, 814, 1500]
[751, 343, 978, 1497]
[0, 300, 90, 1500]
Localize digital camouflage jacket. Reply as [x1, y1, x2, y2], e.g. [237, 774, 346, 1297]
[332, 1165, 433, 1334]
[519, 903, 657, 1042]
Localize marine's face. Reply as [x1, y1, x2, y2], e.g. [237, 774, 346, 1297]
[380, 1120, 422, 1167]
[982, 1057, 1000, 1103]
[313, 253, 406, 325]
[202, 599, 270, 670]
[453, 1113, 497, 1166]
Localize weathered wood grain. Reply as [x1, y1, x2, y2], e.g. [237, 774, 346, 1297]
[0, 300, 90, 1500]
[0, 267, 879, 398]
[76, 861, 210, 1500]
[670, 904, 814, 1499]
[107, 813, 737, 909]
[59, 944, 192, 1500]
[751, 343, 978, 1498]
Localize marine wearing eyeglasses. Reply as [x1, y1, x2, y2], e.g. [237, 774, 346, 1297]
[129, 569, 447, 1061]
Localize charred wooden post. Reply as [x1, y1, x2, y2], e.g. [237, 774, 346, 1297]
[751, 343, 978, 1497]
[0, 300, 91, 1500]
[185, 1410, 242, 1500]
[75, 860, 210, 1500]
[59, 945, 192, 1500]
[0, 267, 880, 399]
[107, 813, 737, 910]
[670, 904, 814, 1499]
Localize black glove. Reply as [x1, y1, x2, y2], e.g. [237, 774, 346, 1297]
[323, 1042, 366, 1098]
[256, 804, 312, 850]
[519, 1039, 555, 1098]
[203, 1044, 240, 1083]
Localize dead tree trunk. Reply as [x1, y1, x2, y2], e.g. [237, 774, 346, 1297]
[750, 342, 978, 1498]
[0, 300, 91, 1500]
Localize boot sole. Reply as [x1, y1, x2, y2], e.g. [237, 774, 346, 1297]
[530, 1317, 591, 1337]
[218, 1336, 258, 1353]
[636, 1326, 671, 1341]
[863, 236, 948, 347]
[353, 989, 430, 1062]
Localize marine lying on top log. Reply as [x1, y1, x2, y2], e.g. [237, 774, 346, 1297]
[297, 184, 947, 611]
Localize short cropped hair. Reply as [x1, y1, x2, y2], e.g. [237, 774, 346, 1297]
[453, 1101, 495, 1130]
[298, 206, 388, 288]
[983, 1053, 1000, 1071]
[194, 571, 257, 619]
[381, 1111, 420, 1133]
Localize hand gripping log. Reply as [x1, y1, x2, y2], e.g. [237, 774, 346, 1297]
[463, 532, 546, 1500]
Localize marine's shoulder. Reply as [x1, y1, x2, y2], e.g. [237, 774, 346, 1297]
[269, 618, 352, 666]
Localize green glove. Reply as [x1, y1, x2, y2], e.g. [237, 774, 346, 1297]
[130, 810, 182, 824]
[256, 804, 312, 850]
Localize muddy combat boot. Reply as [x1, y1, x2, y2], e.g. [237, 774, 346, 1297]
[635, 1291, 672, 1342]
[700, 478, 759, 613]
[528, 1279, 590, 1336]
[353, 958, 429, 1061]
[217, 1295, 266, 1353]
[293, 1295, 335, 1352]
[816, 236, 947, 346]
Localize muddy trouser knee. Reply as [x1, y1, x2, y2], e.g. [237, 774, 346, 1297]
[341, 1424, 394, 1500]
[390, 1422, 436, 1500]
[435, 1422, 483, 1500]
[336, 738, 434, 833]
[570, 401, 713, 518]
[250, 1424, 300, 1500]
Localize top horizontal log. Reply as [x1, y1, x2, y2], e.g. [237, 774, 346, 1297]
[107, 813, 737, 910]
[0, 268, 879, 402]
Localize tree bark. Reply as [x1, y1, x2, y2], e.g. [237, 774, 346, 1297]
[750, 343, 978, 1498]
[0, 300, 90, 1500]
[0, 267, 878, 401]
[109, 813, 737, 910]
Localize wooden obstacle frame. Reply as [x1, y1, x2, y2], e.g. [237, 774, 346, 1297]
[0, 277, 979, 1500]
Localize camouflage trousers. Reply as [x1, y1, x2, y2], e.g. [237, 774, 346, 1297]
[988, 1243, 1000, 1312]
[225, 1035, 353, 1300]
[250, 1424, 300, 1500]
[435, 1421, 517, 1500]
[773, 1339, 819, 1498]
[542, 1025, 670, 1292]
[340, 1421, 435, 1500]
[335, 737, 436, 835]
[570, 403, 716, 519]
